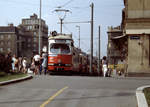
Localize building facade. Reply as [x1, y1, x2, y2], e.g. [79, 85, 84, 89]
[21, 13, 48, 55]
[107, 26, 127, 64]
[0, 24, 19, 56]
[0, 14, 48, 62]
[107, 26, 128, 74]
[123, 0, 150, 75]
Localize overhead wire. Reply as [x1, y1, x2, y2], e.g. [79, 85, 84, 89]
[62, 24, 72, 34]
[1, 0, 124, 8]
[0, 0, 54, 8]
[58, 0, 75, 8]
[62, 24, 91, 51]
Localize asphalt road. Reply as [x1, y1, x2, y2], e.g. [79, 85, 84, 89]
[0, 75, 150, 107]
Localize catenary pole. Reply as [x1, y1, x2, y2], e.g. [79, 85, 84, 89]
[98, 26, 101, 75]
[90, 3, 94, 73]
[39, 0, 42, 54]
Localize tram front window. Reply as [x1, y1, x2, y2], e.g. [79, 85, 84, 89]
[50, 43, 70, 54]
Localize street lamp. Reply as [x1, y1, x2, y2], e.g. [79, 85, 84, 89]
[55, 8, 71, 34]
[76, 25, 80, 48]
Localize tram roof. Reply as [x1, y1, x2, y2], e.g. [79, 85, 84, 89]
[49, 34, 72, 40]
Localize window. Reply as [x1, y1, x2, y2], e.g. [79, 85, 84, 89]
[27, 20, 31, 24]
[50, 43, 70, 54]
[0, 35, 4, 39]
[25, 20, 28, 24]
[8, 41, 11, 46]
[35, 20, 38, 24]
[27, 26, 32, 30]
[33, 44, 37, 48]
[8, 35, 11, 39]
[34, 32, 37, 36]
[28, 44, 31, 48]
[33, 38, 37, 42]
[0, 48, 3, 52]
[0, 42, 4, 46]
[28, 38, 31, 42]
[7, 48, 11, 52]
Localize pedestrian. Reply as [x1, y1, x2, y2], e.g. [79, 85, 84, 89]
[41, 52, 47, 75]
[39, 52, 44, 75]
[22, 57, 27, 73]
[33, 53, 40, 75]
[18, 57, 23, 72]
[12, 54, 17, 72]
[102, 56, 108, 77]
[14, 57, 19, 72]
[30, 59, 35, 73]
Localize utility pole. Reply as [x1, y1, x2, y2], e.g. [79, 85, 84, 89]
[90, 3, 94, 73]
[39, 0, 42, 54]
[98, 26, 101, 75]
[60, 19, 63, 34]
[76, 25, 80, 48]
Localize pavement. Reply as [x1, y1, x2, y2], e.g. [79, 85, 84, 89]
[136, 85, 150, 107]
[0, 74, 33, 86]
[0, 74, 149, 107]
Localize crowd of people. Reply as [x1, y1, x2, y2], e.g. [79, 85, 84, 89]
[0, 51, 48, 75]
[31, 52, 48, 75]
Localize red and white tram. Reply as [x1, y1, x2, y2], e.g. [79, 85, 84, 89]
[48, 33, 80, 74]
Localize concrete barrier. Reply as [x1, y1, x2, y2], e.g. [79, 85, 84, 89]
[136, 85, 150, 107]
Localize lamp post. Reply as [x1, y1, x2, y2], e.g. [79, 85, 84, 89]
[55, 9, 70, 34]
[76, 25, 80, 48]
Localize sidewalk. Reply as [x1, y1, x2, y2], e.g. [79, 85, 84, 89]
[0, 74, 33, 86]
[111, 73, 150, 107]
[136, 85, 150, 107]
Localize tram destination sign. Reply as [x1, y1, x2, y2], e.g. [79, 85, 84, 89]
[130, 36, 140, 40]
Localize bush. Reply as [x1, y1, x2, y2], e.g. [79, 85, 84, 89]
[0, 71, 6, 77]
[0, 52, 12, 73]
[144, 88, 150, 106]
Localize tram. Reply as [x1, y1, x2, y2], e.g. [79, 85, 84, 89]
[48, 32, 80, 74]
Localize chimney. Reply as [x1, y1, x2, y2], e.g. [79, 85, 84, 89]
[8, 23, 14, 27]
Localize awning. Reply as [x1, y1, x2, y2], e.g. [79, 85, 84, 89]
[111, 34, 126, 39]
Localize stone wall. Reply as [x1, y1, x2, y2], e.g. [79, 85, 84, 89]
[127, 34, 150, 74]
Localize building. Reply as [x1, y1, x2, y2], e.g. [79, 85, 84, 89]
[107, 26, 128, 74]
[122, 0, 150, 76]
[107, 26, 127, 65]
[0, 14, 48, 62]
[0, 24, 19, 56]
[21, 13, 48, 55]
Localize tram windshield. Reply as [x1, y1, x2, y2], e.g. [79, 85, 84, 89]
[50, 43, 71, 54]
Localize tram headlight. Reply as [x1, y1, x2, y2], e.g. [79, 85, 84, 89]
[58, 59, 61, 63]
[65, 64, 72, 67]
[48, 63, 55, 66]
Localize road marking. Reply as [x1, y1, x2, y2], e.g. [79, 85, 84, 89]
[40, 86, 68, 107]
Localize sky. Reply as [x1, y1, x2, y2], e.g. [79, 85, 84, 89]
[0, 0, 124, 57]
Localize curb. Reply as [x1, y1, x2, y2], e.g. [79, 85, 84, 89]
[0, 74, 33, 86]
[136, 85, 150, 107]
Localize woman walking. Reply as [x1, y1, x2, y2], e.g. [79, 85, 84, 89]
[102, 56, 108, 77]
[22, 57, 27, 73]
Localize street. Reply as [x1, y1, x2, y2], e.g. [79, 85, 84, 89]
[0, 75, 150, 107]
